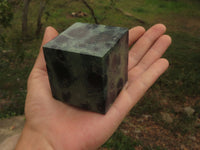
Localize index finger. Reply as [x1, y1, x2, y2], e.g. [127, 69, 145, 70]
[128, 26, 145, 47]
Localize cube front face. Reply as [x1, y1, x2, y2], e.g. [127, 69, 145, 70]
[43, 22, 128, 114]
[44, 49, 106, 113]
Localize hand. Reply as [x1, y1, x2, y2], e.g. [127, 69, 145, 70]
[16, 24, 171, 150]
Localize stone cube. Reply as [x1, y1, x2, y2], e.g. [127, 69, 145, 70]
[43, 22, 128, 114]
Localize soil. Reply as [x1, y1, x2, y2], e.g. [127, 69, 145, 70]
[0, 116, 25, 149]
[120, 114, 200, 150]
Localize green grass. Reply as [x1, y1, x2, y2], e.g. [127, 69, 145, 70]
[102, 130, 167, 150]
[102, 131, 141, 150]
[161, 32, 200, 99]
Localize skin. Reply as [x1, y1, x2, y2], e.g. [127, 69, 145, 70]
[15, 24, 171, 150]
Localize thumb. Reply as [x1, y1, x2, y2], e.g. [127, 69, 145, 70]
[33, 26, 59, 71]
[27, 26, 59, 96]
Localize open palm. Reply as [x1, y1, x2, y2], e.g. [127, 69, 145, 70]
[16, 24, 171, 150]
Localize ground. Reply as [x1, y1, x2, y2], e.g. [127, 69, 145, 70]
[0, 116, 24, 149]
[120, 115, 200, 149]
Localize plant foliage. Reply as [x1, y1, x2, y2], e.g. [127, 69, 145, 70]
[0, 0, 13, 28]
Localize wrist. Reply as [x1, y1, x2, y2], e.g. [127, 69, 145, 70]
[15, 123, 54, 150]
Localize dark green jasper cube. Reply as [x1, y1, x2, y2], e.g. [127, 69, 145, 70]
[43, 22, 128, 114]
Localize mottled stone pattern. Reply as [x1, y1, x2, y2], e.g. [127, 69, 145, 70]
[104, 33, 129, 112]
[43, 22, 128, 114]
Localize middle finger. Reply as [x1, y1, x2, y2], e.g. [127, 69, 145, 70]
[128, 24, 166, 70]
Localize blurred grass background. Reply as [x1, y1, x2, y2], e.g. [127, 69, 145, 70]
[0, 0, 200, 149]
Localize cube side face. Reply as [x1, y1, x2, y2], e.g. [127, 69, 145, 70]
[43, 47, 106, 113]
[104, 31, 129, 112]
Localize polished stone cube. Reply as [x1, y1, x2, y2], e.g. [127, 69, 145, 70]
[43, 22, 128, 114]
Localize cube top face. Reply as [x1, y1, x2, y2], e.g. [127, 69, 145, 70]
[43, 22, 128, 57]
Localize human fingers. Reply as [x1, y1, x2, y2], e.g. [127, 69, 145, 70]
[126, 58, 169, 104]
[33, 26, 59, 72]
[128, 24, 166, 70]
[105, 59, 169, 129]
[128, 26, 145, 47]
[128, 35, 171, 81]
